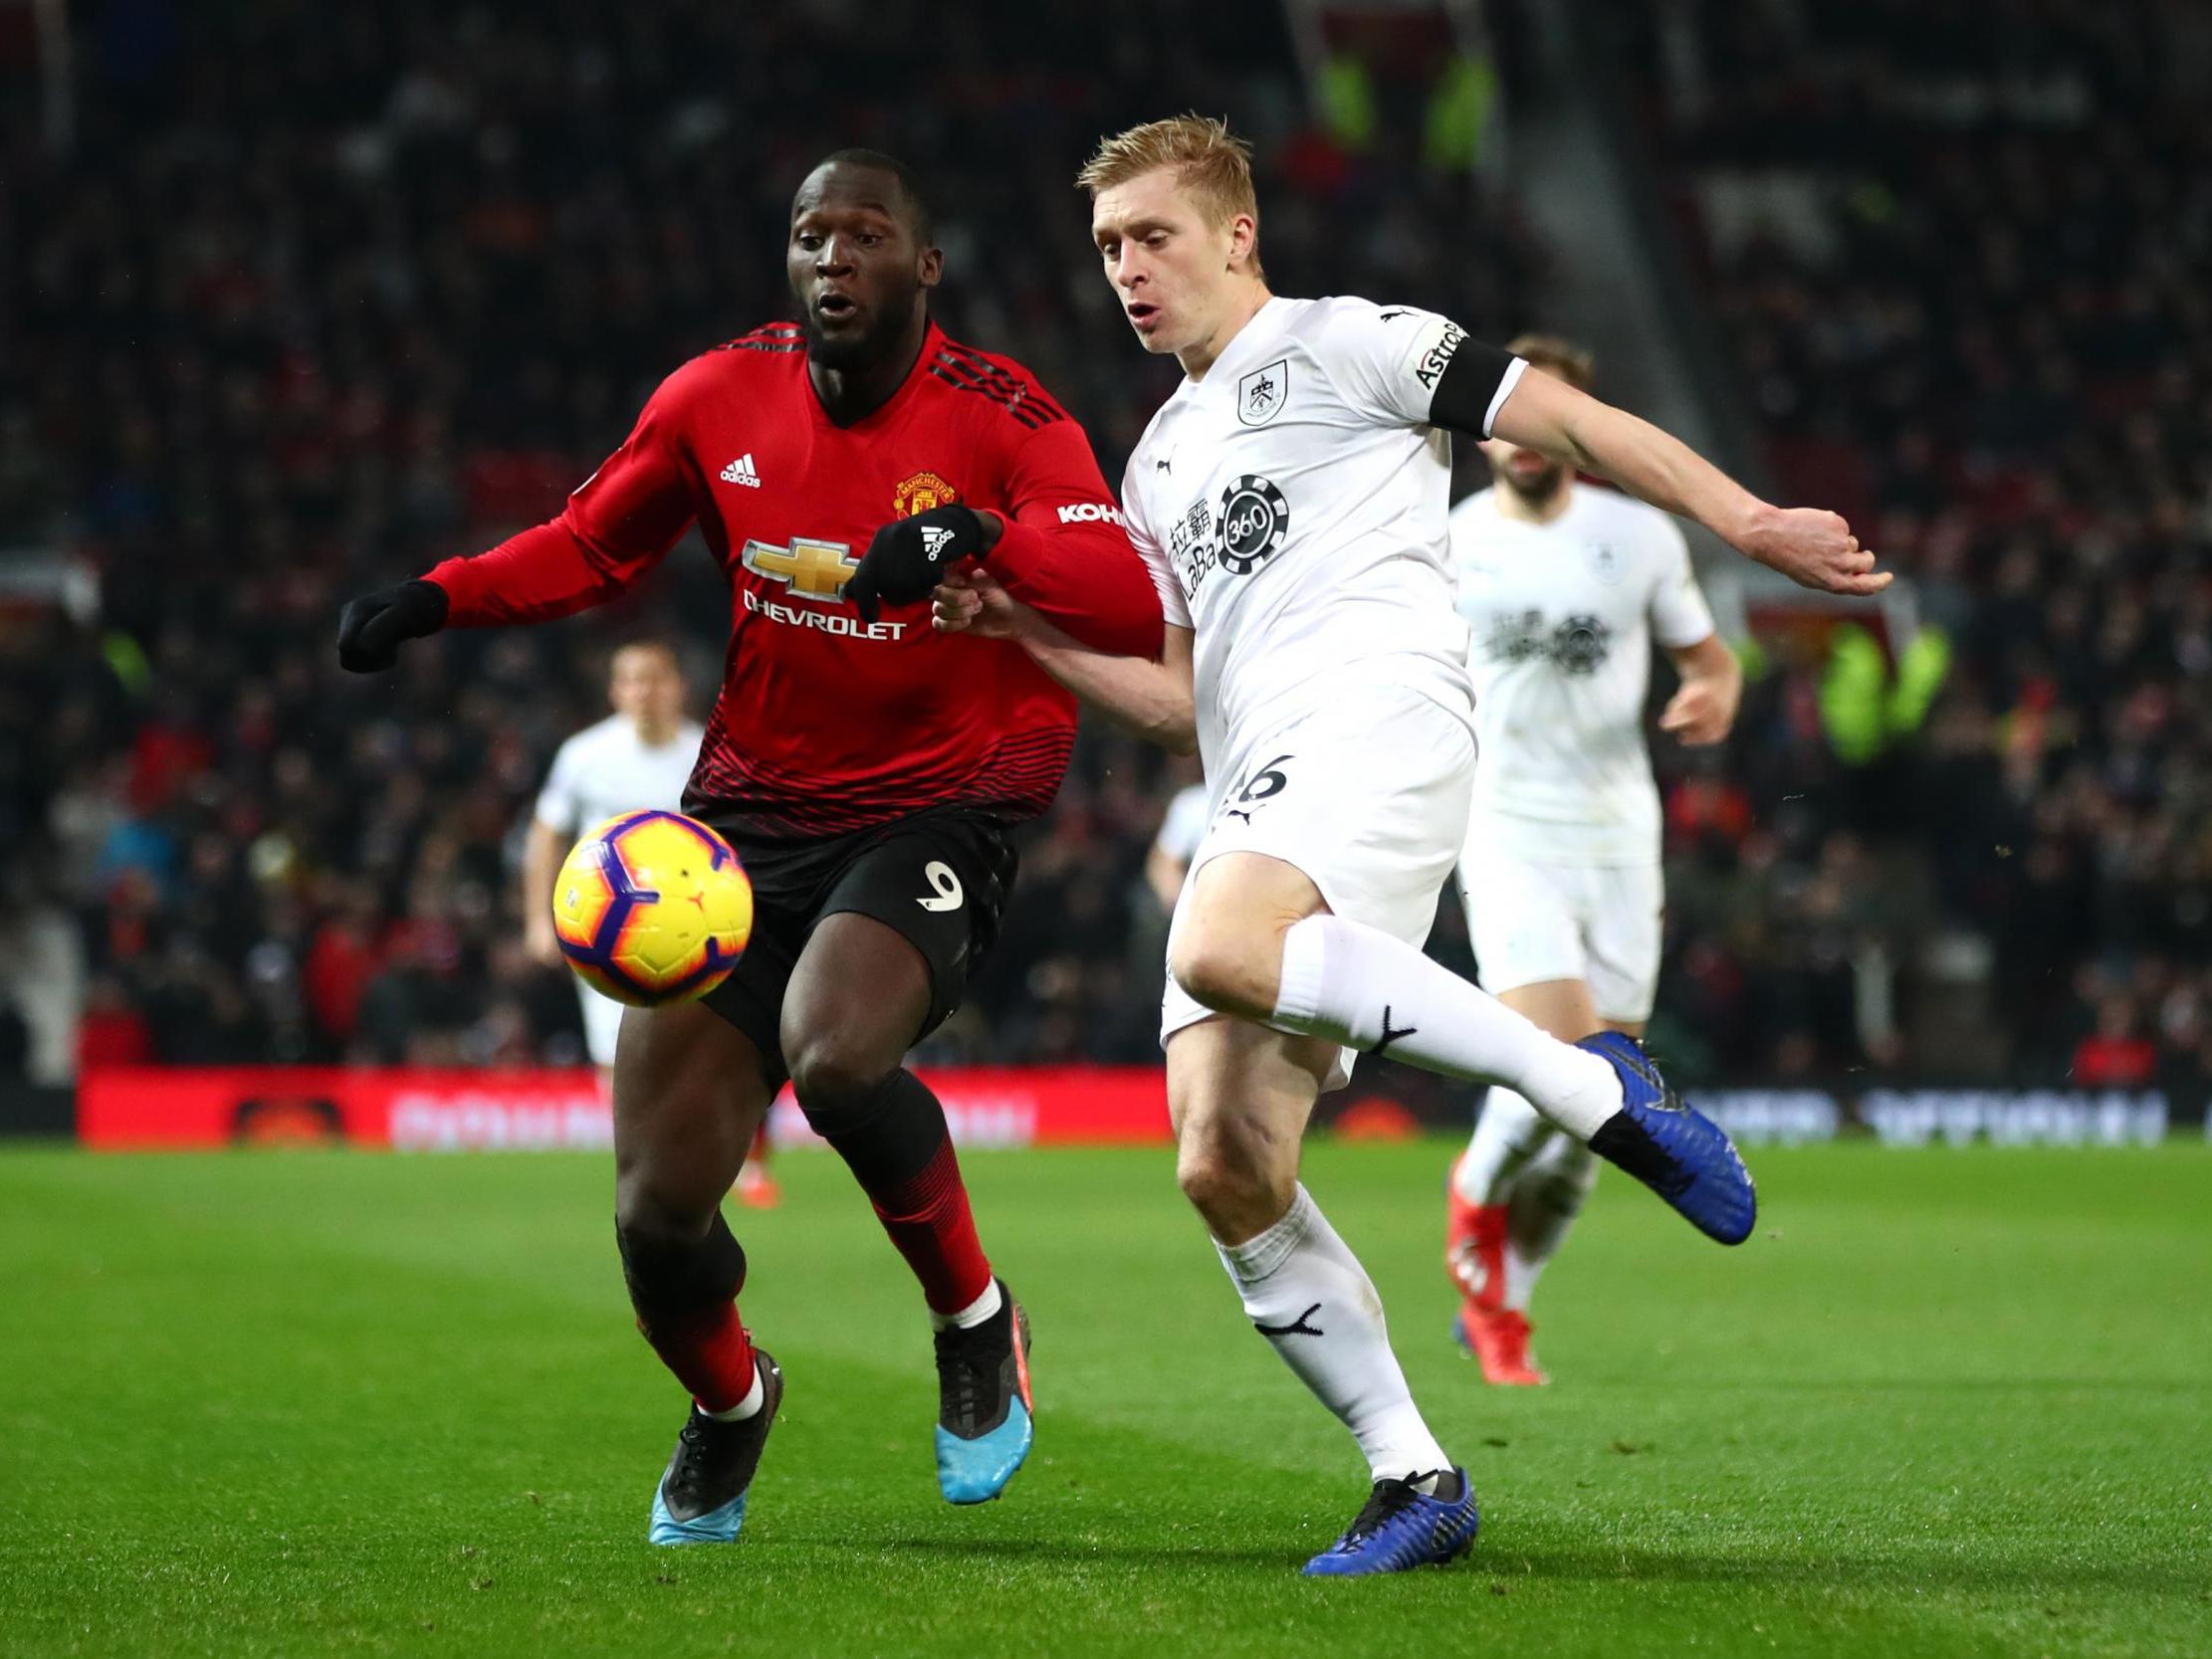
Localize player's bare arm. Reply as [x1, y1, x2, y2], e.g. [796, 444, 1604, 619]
[1476, 366, 1890, 599]
[521, 816, 568, 967]
[1658, 633, 1743, 746]
[934, 569, 1195, 753]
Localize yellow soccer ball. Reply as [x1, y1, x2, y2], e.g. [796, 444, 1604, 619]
[551, 810, 753, 1006]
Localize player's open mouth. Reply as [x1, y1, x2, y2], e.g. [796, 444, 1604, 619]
[815, 292, 859, 322]
[1126, 303, 1160, 330]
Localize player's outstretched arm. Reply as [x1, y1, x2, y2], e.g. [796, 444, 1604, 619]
[1469, 365, 1890, 599]
[336, 377, 696, 672]
[933, 570, 1196, 754]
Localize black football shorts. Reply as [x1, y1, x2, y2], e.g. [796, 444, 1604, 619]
[694, 808, 1017, 1089]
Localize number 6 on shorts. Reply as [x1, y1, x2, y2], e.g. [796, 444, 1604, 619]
[917, 860, 965, 912]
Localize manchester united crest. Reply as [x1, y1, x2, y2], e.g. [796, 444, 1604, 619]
[893, 471, 959, 518]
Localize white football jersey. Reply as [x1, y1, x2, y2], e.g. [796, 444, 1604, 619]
[1122, 296, 1525, 780]
[534, 715, 705, 838]
[1449, 484, 1715, 864]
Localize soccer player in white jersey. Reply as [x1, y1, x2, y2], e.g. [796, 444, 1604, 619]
[523, 641, 778, 1208]
[1145, 778, 1211, 914]
[1442, 335, 1743, 1386]
[932, 116, 1886, 1575]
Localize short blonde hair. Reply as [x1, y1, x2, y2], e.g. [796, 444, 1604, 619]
[1077, 114, 1263, 276]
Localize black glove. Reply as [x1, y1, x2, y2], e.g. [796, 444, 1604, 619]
[846, 505, 989, 623]
[336, 579, 450, 673]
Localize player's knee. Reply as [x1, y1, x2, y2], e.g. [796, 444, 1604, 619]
[1170, 921, 1276, 1020]
[613, 1207, 746, 1328]
[612, 1169, 715, 1246]
[1175, 1145, 1238, 1216]
[1176, 1140, 1291, 1236]
[784, 1030, 900, 1129]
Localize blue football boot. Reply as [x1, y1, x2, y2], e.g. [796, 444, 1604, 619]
[934, 1280, 1033, 1504]
[1579, 1031, 1757, 1245]
[647, 1349, 781, 1546]
[1302, 1468, 1480, 1576]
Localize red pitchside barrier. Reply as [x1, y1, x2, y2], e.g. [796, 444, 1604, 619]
[74, 1066, 1176, 1151]
[65, 1069, 2190, 1151]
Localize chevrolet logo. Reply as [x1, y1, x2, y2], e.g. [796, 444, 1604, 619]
[741, 536, 858, 603]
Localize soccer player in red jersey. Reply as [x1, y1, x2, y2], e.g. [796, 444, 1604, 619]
[335, 150, 1165, 1545]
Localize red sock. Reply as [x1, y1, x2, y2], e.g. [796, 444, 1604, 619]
[640, 1302, 758, 1413]
[869, 1138, 993, 1317]
[1445, 1188, 1510, 1314]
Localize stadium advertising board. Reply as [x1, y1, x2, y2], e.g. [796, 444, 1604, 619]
[73, 1066, 1174, 1150]
[63, 1069, 2201, 1149]
[1695, 1087, 2174, 1147]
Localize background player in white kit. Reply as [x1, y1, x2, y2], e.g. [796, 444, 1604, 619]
[523, 640, 777, 1206]
[1443, 336, 1743, 1386]
[933, 116, 1886, 1575]
[1145, 778, 1210, 915]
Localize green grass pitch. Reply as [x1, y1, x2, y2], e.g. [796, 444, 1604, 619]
[2, 1139, 2207, 1657]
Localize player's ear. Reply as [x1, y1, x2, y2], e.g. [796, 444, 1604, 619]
[1225, 212, 1258, 275]
[917, 244, 944, 292]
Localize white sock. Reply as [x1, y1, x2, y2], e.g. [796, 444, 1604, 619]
[1214, 1184, 1449, 1484]
[1274, 915, 1622, 1141]
[1453, 1086, 1555, 1206]
[930, 1277, 1003, 1332]
[701, 1362, 765, 1421]
[1503, 1135, 1598, 1308]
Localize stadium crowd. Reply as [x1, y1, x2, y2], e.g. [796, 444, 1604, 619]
[3, 0, 2205, 1092]
[1610, 0, 2212, 1089]
[0, 0, 1542, 1077]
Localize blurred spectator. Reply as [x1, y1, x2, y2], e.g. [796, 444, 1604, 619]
[2072, 995, 2158, 1088]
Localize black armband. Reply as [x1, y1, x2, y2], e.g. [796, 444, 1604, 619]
[1426, 335, 1525, 439]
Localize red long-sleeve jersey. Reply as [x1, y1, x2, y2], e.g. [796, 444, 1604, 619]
[425, 319, 1164, 841]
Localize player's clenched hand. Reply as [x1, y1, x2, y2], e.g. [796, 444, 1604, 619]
[336, 579, 449, 672]
[1738, 506, 1890, 597]
[932, 568, 1023, 639]
[1659, 679, 1737, 746]
[848, 505, 992, 623]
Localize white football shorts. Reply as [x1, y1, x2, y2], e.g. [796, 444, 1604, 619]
[1161, 682, 1476, 1092]
[1457, 833, 1663, 1023]
[577, 979, 626, 1070]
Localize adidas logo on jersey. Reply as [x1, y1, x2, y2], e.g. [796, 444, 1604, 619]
[720, 454, 763, 488]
